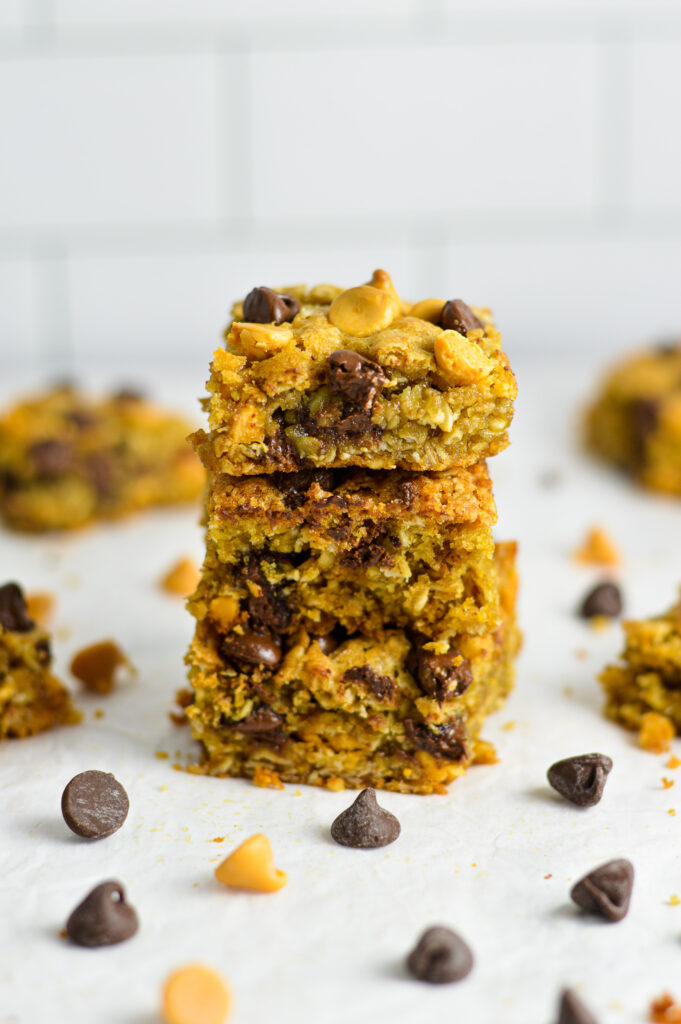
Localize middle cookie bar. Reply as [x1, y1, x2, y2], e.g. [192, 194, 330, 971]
[197, 461, 499, 649]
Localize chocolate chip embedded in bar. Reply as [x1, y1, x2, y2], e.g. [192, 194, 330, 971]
[29, 439, 74, 478]
[547, 753, 613, 808]
[408, 644, 473, 703]
[570, 858, 634, 922]
[326, 349, 387, 414]
[0, 582, 35, 633]
[404, 719, 467, 761]
[406, 926, 474, 984]
[343, 666, 397, 704]
[439, 298, 484, 335]
[330, 788, 401, 848]
[220, 630, 282, 668]
[243, 286, 300, 325]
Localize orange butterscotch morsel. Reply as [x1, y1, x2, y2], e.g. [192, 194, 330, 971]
[214, 834, 287, 892]
[208, 596, 240, 632]
[161, 964, 232, 1024]
[574, 526, 620, 567]
[230, 321, 293, 361]
[409, 298, 446, 324]
[434, 331, 493, 387]
[70, 640, 133, 695]
[328, 283, 401, 337]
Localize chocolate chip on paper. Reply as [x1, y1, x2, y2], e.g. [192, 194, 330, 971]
[330, 788, 400, 848]
[406, 925, 474, 984]
[558, 987, 600, 1024]
[326, 349, 387, 413]
[66, 880, 138, 947]
[61, 770, 129, 839]
[570, 858, 634, 922]
[579, 582, 622, 619]
[547, 753, 613, 808]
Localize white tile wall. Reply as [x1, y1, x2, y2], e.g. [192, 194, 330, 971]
[1, 1, 681, 367]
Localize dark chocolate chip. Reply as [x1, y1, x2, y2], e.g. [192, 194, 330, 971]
[84, 453, 115, 499]
[334, 411, 375, 435]
[61, 770, 130, 840]
[273, 469, 336, 509]
[241, 558, 291, 633]
[439, 299, 483, 335]
[0, 582, 35, 633]
[65, 409, 97, 430]
[66, 881, 138, 948]
[558, 988, 599, 1024]
[343, 666, 396, 703]
[654, 339, 681, 356]
[340, 537, 390, 569]
[330, 788, 400, 848]
[579, 582, 622, 619]
[570, 858, 634, 922]
[113, 387, 145, 402]
[35, 637, 51, 665]
[326, 349, 387, 413]
[234, 705, 284, 733]
[404, 719, 467, 762]
[29, 439, 74, 478]
[316, 632, 339, 655]
[406, 926, 474, 984]
[221, 630, 282, 668]
[547, 753, 613, 807]
[243, 286, 300, 325]
[630, 398, 659, 442]
[409, 646, 473, 703]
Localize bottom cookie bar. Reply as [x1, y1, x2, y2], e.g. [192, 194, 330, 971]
[0, 583, 80, 739]
[600, 593, 681, 733]
[185, 542, 519, 795]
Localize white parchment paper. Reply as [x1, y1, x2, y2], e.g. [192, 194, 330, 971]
[2, 362, 681, 1024]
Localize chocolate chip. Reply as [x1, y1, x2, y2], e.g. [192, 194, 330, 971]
[326, 349, 387, 413]
[241, 558, 291, 633]
[334, 411, 375, 435]
[547, 753, 613, 807]
[343, 666, 396, 703]
[29, 439, 74, 478]
[404, 719, 467, 761]
[85, 452, 115, 499]
[66, 409, 97, 430]
[409, 646, 472, 703]
[61, 770, 130, 840]
[406, 926, 474, 984]
[243, 286, 300, 325]
[113, 387, 145, 402]
[330, 788, 400, 848]
[35, 637, 51, 665]
[66, 881, 138, 947]
[340, 538, 390, 569]
[558, 988, 599, 1024]
[0, 582, 35, 633]
[579, 582, 622, 619]
[630, 397, 659, 442]
[439, 299, 483, 335]
[273, 469, 336, 509]
[570, 858, 634, 922]
[221, 630, 282, 669]
[654, 339, 680, 356]
[234, 705, 284, 733]
[315, 625, 347, 655]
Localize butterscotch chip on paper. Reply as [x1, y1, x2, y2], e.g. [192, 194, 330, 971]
[26, 591, 55, 626]
[161, 557, 200, 597]
[649, 992, 681, 1023]
[214, 834, 287, 892]
[574, 526, 620, 567]
[70, 640, 133, 695]
[162, 964, 232, 1024]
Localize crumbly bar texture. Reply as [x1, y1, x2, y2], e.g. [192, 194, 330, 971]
[192, 270, 517, 476]
[586, 339, 681, 495]
[0, 583, 80, 739]
[199, 462, 499, 643]
[0, 385, 204, 531]
[601, 594, 681, 733]
[185, 542, 519, 795]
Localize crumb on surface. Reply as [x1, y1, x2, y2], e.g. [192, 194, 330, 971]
[93, 708, 105, 719]
[70, 639, 132, 695]
[544, 873, 552, 879]
[574, 649, 588, 661]
[668, 755, 681, 770]
[649, 992, 681, 1022]
[211, 836, 225, 843]
[474, 739, 499, 764]
[160, 556, 200, 598]
[670, 894, 680, 906]
[663, 777, 675, 789]
[501, 720, 516, 732]
[253, 766, 284, 790]
[639, 712, 675, 754]
[574, 526, 620, 567]
[589, 614, 612, 632]
[155, 751, 169, 760]
[668, 809, 676, 816]
[325, 775, 346, 792]
[26, 591, 55, 626]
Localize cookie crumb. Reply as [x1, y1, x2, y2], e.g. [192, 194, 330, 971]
[70, 640, 133, 695]
[501, 721, 516, 732]
[667, 755, 681, 770]
[639, 712, 675, 754]
[26, 591, 55, 625]
[474, 739, 498, 764]
[662, 777, 675, 789]
[325, 775, 345, 792]
[155, 751, 169, 760]
[649, 992, 681, 1023]
[252, 766, 283, 790]
[668, 808, 676, 816]
[160, 557, 200, 598]
[574, 526, 620, 567]
[670, 894, 680, 906]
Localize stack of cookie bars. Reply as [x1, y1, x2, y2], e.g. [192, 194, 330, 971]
[186, 271, 519, 794]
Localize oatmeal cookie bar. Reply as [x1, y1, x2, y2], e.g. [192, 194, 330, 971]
[600, 592, 681, 733]
[586, 339, 681, 495]
[184, 542, 519, 795]
[0, 582, 80, 738]
[197, 461, 499, 644]
[0, 385, 204, 531]
[192, 270, 516, 476]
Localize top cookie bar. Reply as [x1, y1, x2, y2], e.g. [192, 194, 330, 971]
[192, 270, 516, 475]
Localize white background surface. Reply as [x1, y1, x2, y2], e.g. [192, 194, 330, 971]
[2, 359, 681, 1023]
[2, 0, 681, 366]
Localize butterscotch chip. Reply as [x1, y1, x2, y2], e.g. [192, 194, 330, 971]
[26, 591, 55, 626]
[574, 526, 620, 567]
[70, 640, 132, 695]
[649, 993, 681, 1023]
[214, 834, 287, 892]
[161, 557, 200, 597]
[434, 332, 493, 387]
[639, 712, 675, 753]
[162, 964, 232, 1024]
